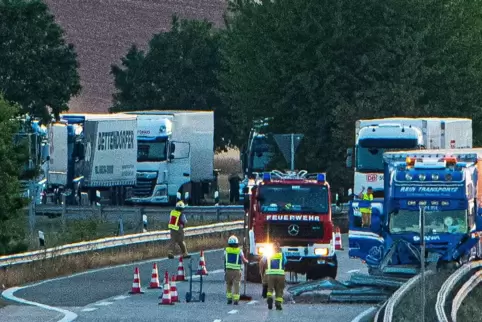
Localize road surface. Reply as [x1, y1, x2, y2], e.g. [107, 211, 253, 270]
[1, 235, 371, 322]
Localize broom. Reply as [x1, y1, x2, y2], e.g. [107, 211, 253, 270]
[239, 262, 252, 301]
[239, 209, 252, 301]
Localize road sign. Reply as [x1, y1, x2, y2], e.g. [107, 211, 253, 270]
[273, 134, 304, 170]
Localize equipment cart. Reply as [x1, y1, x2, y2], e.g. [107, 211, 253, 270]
[185, 258, 206, 302]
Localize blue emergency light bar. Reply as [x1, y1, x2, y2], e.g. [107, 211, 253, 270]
[317, 173, 325, 182]
[263, 172, 271, 181]
[384, 151, 482, 164]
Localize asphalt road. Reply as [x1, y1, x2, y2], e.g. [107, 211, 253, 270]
[1, 235, 371, 322]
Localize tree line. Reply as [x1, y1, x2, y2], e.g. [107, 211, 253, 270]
[2, 0, 482, 253]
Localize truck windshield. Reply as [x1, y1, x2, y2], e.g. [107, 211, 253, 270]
[250, 137, 275, 172]
[356, 146, 408, 172]
[389, 209, 468, 234]
[138, 138, 167, 162]
[258, 184, 329, 213]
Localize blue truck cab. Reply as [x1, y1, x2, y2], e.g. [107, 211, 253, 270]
[349, 149, 482, 275]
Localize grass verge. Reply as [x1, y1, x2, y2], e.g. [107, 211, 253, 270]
[457, 276, 482, 321]
[0, 228, 243, 289]
[393, 269, 453, 322]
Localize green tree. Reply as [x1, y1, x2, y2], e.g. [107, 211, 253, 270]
[221, 0, 482, 191]
[0, 0, 81, 121]
[110, 16, 233, 151]
[0, 95, 29, 255]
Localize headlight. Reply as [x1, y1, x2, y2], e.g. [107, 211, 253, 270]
[257, 244, 274, 258]
[405, 173, 413, 180]
[431, 174, 439, 180]
[314, 248, 329, 256]
[418, 174, 426, 181]
[154, 188, 167, 196]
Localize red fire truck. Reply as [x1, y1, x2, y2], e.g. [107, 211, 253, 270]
[244, 170, 337, 282]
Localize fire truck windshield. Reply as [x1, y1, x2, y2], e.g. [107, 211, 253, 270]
[389, 209, 468, 234]
[258, 184, 329, 213]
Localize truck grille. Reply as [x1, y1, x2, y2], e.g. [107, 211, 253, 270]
[133, 178, 156, 197]
[263, 222, 324, 240]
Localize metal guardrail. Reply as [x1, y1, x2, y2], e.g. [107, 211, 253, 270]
[0, 220, 243, 268]
[382, 271, 434, 322]
[451, 264, 482, 321]
[435, 260, 482, 322]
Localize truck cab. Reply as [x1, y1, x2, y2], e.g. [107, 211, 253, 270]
[246, 170, 337, 282]
[349, 150, 482, 275]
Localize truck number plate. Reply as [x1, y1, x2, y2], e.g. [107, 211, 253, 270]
[285, 252, 300, 257]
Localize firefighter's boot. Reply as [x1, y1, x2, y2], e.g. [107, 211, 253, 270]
[267, 297, 273, 310]
[275, 302, 282, 310]
[262, 284, 268, 298]
[227, 299, 232, 305]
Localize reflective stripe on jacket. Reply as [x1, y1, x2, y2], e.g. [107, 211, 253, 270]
[225, 247, 242, 270]
[168, 210, 181, 230]
[360, 193, 373, 213]
[266, 253, 285, 275]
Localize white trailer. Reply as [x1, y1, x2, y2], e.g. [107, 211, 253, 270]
[124, 110, 215, 205]
[347, 117, 472, 198]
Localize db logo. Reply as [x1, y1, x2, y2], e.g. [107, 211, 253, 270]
[366, 174, 377, 182]
[450, 140, 456, 148]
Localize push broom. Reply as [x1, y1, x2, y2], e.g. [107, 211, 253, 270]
[239, 209, 252, 301]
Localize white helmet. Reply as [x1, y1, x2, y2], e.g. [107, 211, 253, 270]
[175, 201, 186, 209]
[228, 235, 239, 245]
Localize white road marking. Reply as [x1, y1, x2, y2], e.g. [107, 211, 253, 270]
[228, 310, 238, 314]
[213, 320, 222, 322]
[347, 269, 360, 274]
[1, 248, 224, 322]
[94, 301, 114, 306]
[81, 308, 98, 312]
[247, 300, 258, 305]
[113, 295, 130, 300]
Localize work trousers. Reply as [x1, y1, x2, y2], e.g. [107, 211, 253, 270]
[168, 228, 188, 255]
[225, 269, 242, 301]
[267, 274, 285, 304]
[361, 211, 371, 227]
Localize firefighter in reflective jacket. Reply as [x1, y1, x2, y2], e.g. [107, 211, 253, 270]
[224, 235, 248, 305]
[259, 241, 286, 310]
[167, 201, 191, 259]
[357, 186, 373, 227]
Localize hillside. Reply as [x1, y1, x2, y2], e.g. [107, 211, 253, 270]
[44, 0, 227, 113]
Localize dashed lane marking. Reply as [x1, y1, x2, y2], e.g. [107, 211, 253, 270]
[213, 320, 222, 322]
[113, 295, 130, 301]
[228, 310, 238, 314]
[247, 300, 258, 305]
[347, 269, 360, 274]
[81, 308, 98, 312]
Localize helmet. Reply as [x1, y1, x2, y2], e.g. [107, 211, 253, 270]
[228, 235, 239, 245]
[175, 201, 185, 210]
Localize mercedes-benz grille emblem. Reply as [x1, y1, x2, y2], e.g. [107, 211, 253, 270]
[288, 224, 300, 236]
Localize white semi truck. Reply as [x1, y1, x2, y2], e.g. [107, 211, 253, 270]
[47, 113, 138, 205]
[124, 110, 216, 205]
[346, 117, 473, 198]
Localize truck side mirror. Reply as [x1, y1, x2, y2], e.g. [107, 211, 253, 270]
[170, 142, 176, 154]
[169, 153, 175, 160]
[346, 147, 353, 168]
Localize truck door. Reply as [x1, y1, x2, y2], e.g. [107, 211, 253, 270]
[348, 200, 385, 266]
[167, 140, 191, 200]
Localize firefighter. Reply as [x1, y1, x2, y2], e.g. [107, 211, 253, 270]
[260, 241, 286, 310]
[224, 235, 249, 305]
[167, 201, 191, 259]
[358, 186, 373, 227]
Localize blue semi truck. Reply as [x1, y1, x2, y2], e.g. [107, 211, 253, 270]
[349, 149, 482, 275]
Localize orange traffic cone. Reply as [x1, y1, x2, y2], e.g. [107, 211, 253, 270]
[196, 250, 208, 276]
[159, 271, 173, 305]
[335, 227, 343, 250]
[170, 275, 179, 302]
[176, 256, 186, 281]
[148, 263, 160, 289]
[129, 267, 144, 294]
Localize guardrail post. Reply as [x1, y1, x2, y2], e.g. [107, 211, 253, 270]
[216, 207, 220, 221]
[38, 230, 45, 247]
[61, 193, 67, 231]
[142, 214, 148, 233]
[138, 208, 143, 233]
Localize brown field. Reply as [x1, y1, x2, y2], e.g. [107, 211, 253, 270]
[44, 0, 228, 113]
[0, 229, 243, 289]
